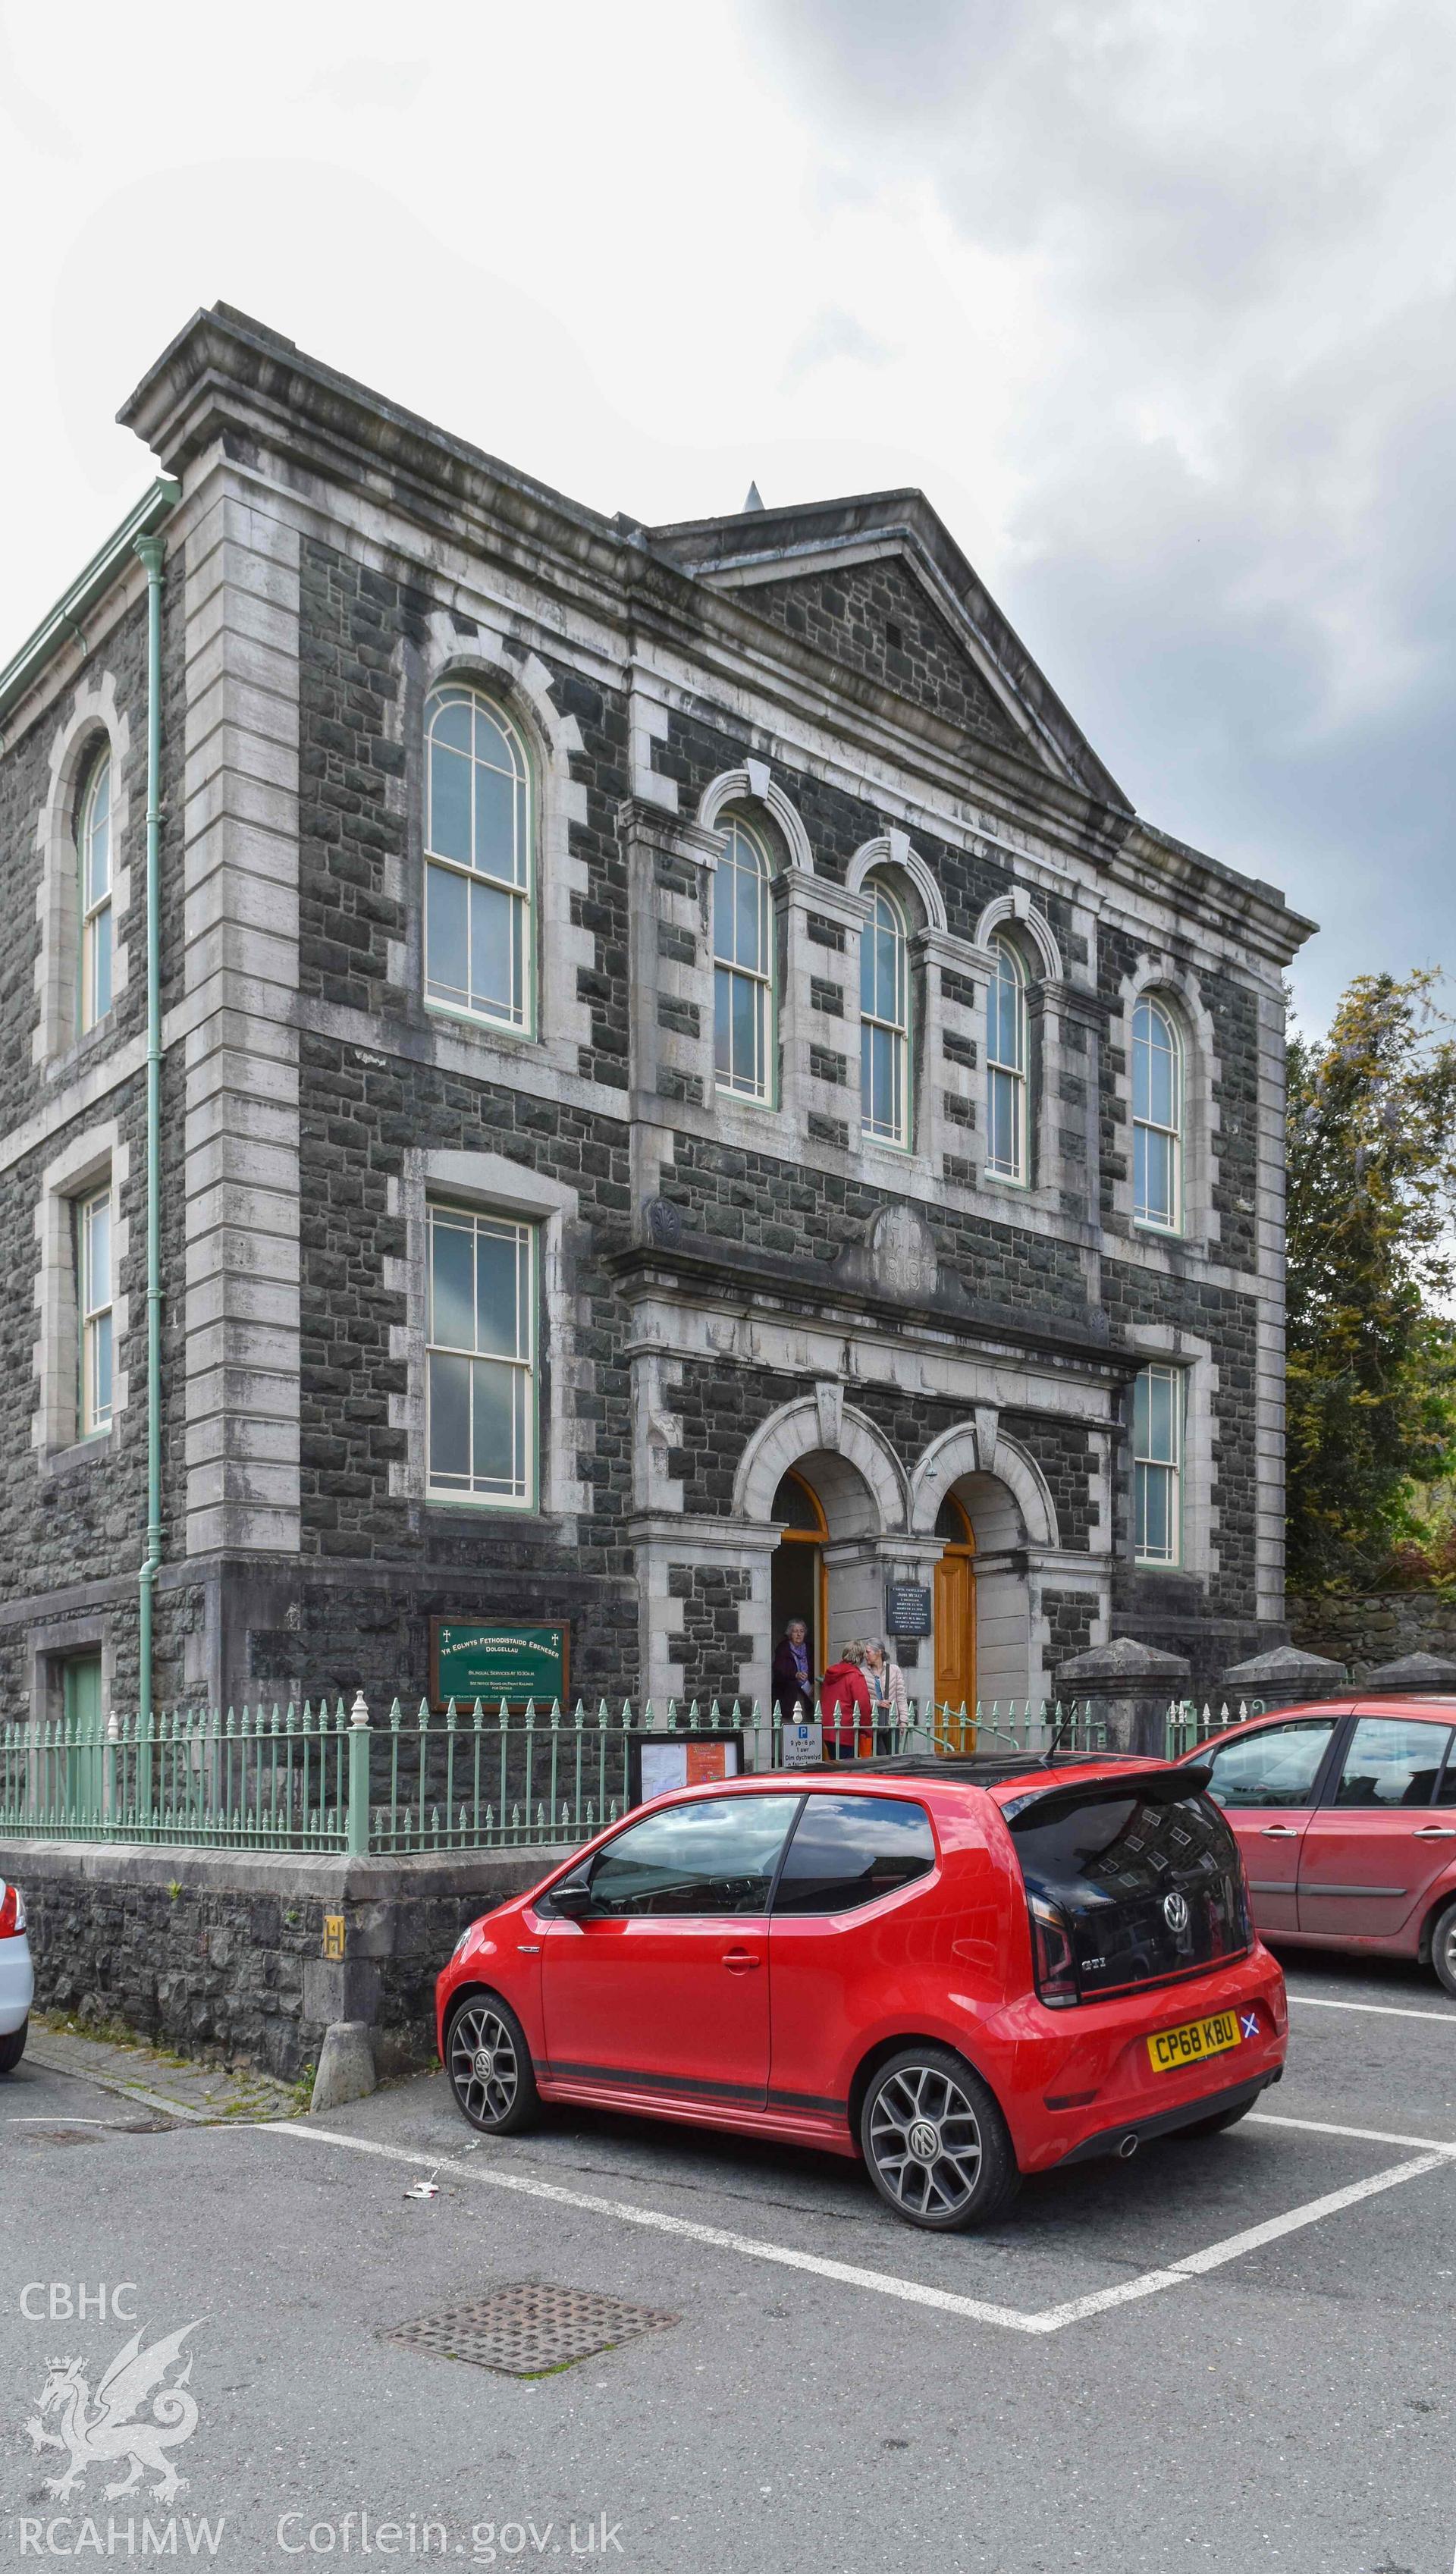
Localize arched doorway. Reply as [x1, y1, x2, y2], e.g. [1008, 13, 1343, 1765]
[934, 1493, 977, 1747]
[770, 1468, 827, 1687]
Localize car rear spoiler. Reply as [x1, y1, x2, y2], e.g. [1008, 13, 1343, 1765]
[816, 1749, 1158, 1786]
[1001, 1765, 1213, 1823]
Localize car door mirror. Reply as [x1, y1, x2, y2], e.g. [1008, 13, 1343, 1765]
[549, 1877, 597, 1920]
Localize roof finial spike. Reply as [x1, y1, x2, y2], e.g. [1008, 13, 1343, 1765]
[742, 479, 764, 513]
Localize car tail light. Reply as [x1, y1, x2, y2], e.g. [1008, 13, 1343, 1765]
[0, 1882, 25, 1938]
[1029, 1894, 1078, 2007]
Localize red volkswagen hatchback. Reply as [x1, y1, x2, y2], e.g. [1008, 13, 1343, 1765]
[436, 1752, 1287, 2230]
[1179, 1696, 1456, 1991]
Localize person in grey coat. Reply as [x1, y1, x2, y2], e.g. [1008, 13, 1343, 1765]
[861, 1637, 910, 1749]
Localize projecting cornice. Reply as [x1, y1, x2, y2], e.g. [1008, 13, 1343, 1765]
[115, 303, 1317, 972]
[118, 303, 632, 604]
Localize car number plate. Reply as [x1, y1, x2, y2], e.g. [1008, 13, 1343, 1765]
[1146, 2009, 1243, 2074]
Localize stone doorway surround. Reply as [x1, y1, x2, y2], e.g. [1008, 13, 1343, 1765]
[630, 1382, 1110, 1711]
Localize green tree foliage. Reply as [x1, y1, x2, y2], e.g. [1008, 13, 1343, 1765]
[1285, 971, 1456, 1590]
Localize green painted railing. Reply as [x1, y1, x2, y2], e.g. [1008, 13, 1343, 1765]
[1164, 1700, 1265, 1759]
[0, 1691, 1259, 1855]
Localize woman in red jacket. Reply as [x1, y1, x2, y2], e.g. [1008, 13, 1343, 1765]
[820, 1646, 872, 1761]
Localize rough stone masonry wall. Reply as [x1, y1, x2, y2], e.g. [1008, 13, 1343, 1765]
[1290, 1592, 1456, 1677]
[278, 538, 640, 1703]
[287, 1036, 639, 1696]
[0, 579, 191, 1722]
[664, 1349, 1105, 1562]
[4, 1837, 555, 2080]
[748, 557, 1019, 757]
[668, 1565, 755, 1704]
[1100, 1252, 1264, 1688]
[660, 1128, 1090, 1324]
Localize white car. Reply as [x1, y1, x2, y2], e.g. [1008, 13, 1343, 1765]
[0, 1879, 33, 2072]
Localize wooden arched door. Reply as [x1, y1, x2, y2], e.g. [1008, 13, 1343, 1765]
[934, 1493, 977, 1750]
[770, 1468, 828, 1691]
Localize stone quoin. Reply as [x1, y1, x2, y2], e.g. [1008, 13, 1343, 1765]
[0, 302, 1315, 1725]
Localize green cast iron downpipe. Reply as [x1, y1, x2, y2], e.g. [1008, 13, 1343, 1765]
[134, 532, 166, 1766]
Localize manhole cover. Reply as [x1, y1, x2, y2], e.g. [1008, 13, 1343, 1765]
[383, 2284, 679, 2377]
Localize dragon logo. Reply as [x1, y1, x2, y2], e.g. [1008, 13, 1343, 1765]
[24, 2321, 199, 2503]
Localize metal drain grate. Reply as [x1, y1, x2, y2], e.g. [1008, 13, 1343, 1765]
[383, 2283, 679, 2377]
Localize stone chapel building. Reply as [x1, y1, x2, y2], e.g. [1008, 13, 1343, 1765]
[0, 304, 1314, 1726]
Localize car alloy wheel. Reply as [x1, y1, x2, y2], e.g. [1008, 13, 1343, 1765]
[1432, 1899, 1456, 2000]
[868, 2061, 984, 2218]
[860, 2043, 1020, 2233]
[447, 2001, 528, 2131]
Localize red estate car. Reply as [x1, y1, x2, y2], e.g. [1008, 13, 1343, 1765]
[1180, 1695, 1456, 1992]
[436, 1752, 1287, 2230]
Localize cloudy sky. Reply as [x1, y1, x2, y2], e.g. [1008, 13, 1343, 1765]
[2, 0, 1451, 1025]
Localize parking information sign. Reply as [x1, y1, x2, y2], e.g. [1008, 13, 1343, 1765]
[780, 1721, 823, 1768]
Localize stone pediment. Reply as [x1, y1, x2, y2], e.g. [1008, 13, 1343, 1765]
[645, 489, 1132, 807]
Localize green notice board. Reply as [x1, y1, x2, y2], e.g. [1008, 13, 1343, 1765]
[430, 1621, 570, 1709]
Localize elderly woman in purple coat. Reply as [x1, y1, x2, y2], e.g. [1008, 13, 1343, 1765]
[771, 1619, 814, 1720]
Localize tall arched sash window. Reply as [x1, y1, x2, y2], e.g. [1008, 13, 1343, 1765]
[860, 884, 909, 1147]
[424, 684, 532, 1032]
[79, 751, 113, 1031]
[713, 815, 774, 1101]
[985, 934, 1027, 1182]
[1132, 997, 1182, 1230]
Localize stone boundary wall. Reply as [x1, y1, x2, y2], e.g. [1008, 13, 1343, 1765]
[1290, 1593, 1456, 1678]
[0, 1838, 561, 2083]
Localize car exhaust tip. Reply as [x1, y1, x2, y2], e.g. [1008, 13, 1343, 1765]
[1117, 2133, 1140, 2160]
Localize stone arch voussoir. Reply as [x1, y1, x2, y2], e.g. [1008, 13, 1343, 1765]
[909, 1422, 1059, 1548]
[734, 1394, 908, 1533]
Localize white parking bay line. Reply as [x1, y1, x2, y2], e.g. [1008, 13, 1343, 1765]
[1289, 1993, 1456, 2025]
[266, 2122, 1043, 2332]
[1253, 2110, 1456, 2155]
[265, 2117, 1455, 2338]
[1037, 2151, 1450, 2329]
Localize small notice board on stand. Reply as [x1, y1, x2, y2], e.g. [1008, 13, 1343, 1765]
[626, 1732, 745, 1807]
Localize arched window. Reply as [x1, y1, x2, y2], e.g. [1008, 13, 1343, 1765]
[1132, 996, 1182, 1230]
[860, 884, 909, 1147]
[713, 814, 774, 1102]
[985, 934, 1027, 1182]
[78, 750, 113, 1031]
[423, 683, 532, 1033]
